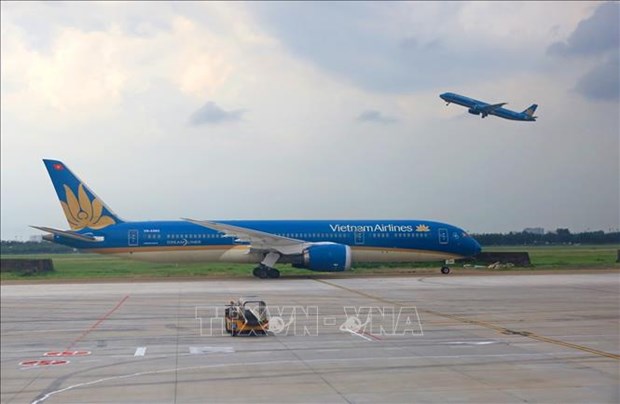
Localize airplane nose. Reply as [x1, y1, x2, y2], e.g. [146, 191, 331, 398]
[471, 238, 482, 256]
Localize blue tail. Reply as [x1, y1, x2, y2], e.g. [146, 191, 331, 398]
[522, 104, 538, 117]
[43, 159, 124, 230]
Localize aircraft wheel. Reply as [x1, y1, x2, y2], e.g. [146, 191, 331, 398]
[253, 266, 269, 278]
[441, 266, 450, 275]
[267, 268, 280, 279]
[257, 266, 269, 279]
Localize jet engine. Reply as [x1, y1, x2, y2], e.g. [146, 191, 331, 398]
[468, 108, 480, 115]
[293, 243, 352, 272]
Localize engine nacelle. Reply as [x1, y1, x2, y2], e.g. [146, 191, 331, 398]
[296, 243, 352, 272]
[468, 108, 480, 115]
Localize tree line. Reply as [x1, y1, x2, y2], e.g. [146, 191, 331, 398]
[1, 240, 75, 255]
[473, 229, 620, 246]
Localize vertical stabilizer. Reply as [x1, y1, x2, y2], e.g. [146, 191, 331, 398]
[522, 104, 538, 117]
[43, 159, 124, 230]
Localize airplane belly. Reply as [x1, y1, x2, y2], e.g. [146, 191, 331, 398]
[101, 246, 262, 264]
[351, 248, 459, 263]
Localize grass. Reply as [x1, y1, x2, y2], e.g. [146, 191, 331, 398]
[1, 244, 618, 281]
[0, 254, 314, 281]
[483, 245, 620, 268]
[2, 254, 279, 279]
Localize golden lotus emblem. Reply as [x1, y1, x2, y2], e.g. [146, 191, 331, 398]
[415, 224, 430, 232]
[61, 184, 116, 230]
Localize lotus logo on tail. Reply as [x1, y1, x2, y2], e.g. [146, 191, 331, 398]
[61, 184, 116, 230]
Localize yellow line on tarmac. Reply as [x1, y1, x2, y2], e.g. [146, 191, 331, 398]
[314, 278, 620, 361]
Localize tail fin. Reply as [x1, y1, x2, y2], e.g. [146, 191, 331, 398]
[522, 104, 538, 117]
[43, 159, 124, 231]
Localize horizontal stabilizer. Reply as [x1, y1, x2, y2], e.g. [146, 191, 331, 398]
[30, 226, 102, 243]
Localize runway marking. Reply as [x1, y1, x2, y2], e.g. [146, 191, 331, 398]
[20, 359, 69, 368]
[441, 341, 497, 346]
[344, 329, 373, 341]
[361, 330, 383, 341]
[424, 309, 620, 361]
[189, 346, 234, 354]
[29, 351, 590, 403]
[66, 295, 130, 350]
[314, 279, 620, 361]
[134, 347, 147, 357]
[44, 351, 91, 357]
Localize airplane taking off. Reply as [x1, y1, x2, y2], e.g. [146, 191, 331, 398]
[440, 92, 538, 121]
[33, 159, 481, 278]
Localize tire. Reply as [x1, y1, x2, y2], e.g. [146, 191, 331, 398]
[268, 268, 280, 279]
[441, 266, 450, 274]
[258, 267, 268, 279]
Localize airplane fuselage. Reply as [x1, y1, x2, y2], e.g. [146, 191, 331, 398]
[47, 219, 480, 266]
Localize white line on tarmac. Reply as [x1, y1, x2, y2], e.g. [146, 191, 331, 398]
[30, 352, 589, 403]
[441, 341, 497, 345]
[344, 329, 373, 341]
[134, 347, 147, 357]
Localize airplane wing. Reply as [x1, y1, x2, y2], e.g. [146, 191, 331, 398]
[30, 226, 102, 242]
[481, 102, 507, 113]
[182, 219, 306, 254]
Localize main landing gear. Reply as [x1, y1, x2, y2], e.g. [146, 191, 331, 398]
[252, 252, 281, 279]
[252, 264, 280, 279]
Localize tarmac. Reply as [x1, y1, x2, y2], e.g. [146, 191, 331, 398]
[1, 271, 619, 403]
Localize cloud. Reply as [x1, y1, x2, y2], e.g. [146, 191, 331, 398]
[188, 101, 245, 126]
[250, 2, 585, 94]
[574, 53, 619, 101]
[357, 110, 398, 124]
[547, 2, 619, 57]
[546, 2, 619, 102]
[1, 9, 237, 124]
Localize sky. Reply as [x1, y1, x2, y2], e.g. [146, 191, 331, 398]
[1, 1, 619, 240]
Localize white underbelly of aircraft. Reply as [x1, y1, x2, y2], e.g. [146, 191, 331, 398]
[109, 246, 260, 264]
[351, 248, 457, 263]
[104, 245, 457, 265]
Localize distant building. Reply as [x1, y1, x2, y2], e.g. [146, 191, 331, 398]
[523, 227, 545, 235]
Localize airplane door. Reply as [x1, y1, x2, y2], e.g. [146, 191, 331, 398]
[354, 232, 365, 245]
[128, 230, 139, 246]
[438, 228, 449, 245]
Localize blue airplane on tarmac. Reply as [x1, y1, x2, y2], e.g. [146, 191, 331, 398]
[440, 92, 538, 121]
[33, 159, 481, 278]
